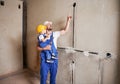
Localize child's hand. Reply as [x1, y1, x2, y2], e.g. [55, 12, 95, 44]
[46, 34, 50, 39]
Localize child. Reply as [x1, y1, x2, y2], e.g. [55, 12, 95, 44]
[36, 24, 57, 63]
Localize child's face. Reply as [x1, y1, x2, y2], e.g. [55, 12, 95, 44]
[42, 30, 46, 34]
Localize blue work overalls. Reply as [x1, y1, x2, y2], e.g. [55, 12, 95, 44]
[40, 32, 58, 84]
[38, 34, 55, 60]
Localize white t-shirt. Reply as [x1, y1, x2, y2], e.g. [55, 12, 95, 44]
[38, 31, 60, 49]
[53, 31, 60, 49]
[38, 34, 44, 41]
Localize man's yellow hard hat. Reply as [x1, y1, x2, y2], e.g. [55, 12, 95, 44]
[36, 24, 47, 33]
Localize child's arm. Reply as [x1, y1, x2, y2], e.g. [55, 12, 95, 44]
[39, 34, 51, 48]
[41, 34, 50, 42]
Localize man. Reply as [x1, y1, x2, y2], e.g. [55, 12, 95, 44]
[37, 16, 72, 84]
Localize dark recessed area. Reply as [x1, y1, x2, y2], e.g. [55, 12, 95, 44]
[18, 4, 21, 9]
[0, 1, 4, 6]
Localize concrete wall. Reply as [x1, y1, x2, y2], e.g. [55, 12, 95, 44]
[75, 0, 120, 55]
[26, 0, 120, 84]
[0, 0, 23, 76]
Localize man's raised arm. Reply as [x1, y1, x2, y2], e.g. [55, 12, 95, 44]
[60, 16, 72, 35]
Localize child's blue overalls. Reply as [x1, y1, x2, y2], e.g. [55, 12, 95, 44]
[40, 32, 58, 84]
[38, 33, 56, 60]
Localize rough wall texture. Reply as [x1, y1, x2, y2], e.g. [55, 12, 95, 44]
[57, 49, 118, 84]
[0, 0, 23, 76]
[75, 0, 120, 55]
[26, 0, 120, 84]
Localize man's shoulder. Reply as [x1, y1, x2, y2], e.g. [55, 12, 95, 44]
[53, 31, 60, 34]
[53, 31, 61, 38]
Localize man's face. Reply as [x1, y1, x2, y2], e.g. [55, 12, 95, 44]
[46, 23, 52, 34]
[46, 27, 52, 34]
[46, 28, 52, 35]
[46, 23, 52, 29]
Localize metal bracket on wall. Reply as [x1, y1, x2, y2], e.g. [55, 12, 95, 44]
[58, 47, 99, 55]
[73, 2, 76, 48]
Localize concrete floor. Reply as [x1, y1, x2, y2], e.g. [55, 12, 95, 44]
[0, 70, 40, 84]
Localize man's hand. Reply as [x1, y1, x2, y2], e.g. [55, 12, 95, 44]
[37, 45, 51, 51]
[67, 16, 72, 21]
[43, 45, 51, 50]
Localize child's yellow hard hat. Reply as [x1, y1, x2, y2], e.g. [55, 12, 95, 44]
[36, 24, 47, 33]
